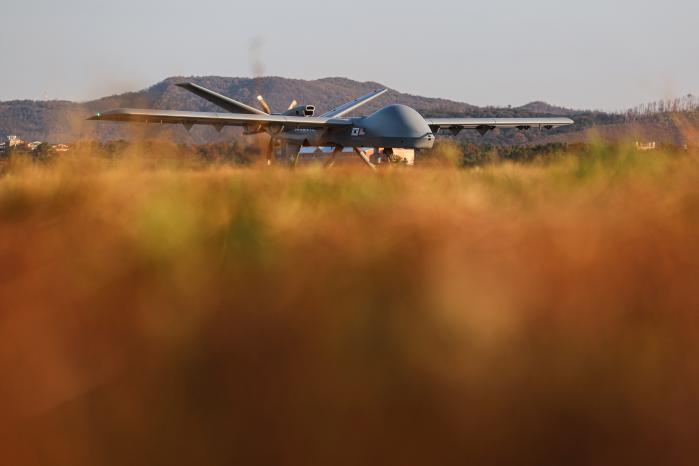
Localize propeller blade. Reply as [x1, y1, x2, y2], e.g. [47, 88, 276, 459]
[257, 95, 272, 114]
[287, 100, 298, 111]
[266, 137, 275, 166]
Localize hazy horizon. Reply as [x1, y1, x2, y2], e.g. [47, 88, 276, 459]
[2, 0, 697, 111]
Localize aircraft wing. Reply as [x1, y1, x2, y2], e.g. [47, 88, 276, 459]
[176, 82, 267, 115]
[320, 89, 388, 118]
[426, 117, 574, 134]
[88, 109, 353, 129]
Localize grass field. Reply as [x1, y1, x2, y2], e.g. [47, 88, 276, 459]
[1, 145, 699, 465]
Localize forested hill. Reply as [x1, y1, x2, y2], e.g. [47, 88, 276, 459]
[0, 76, 695, 146]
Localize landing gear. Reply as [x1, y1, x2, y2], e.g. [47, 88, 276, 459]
[323, 147, 404, 170]
[383, 148, 400, 163]
[365, 148, 401, 165]
[353, 148, 377, 171]
[283, 143, 302, 167]
[374, 148, 415, 166]
[324, 145, 342, 168]
[291, 146, 413, 170]
[320, 146, 376, 170]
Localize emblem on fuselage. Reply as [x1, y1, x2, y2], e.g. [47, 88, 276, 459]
[351, 128, 366, 136]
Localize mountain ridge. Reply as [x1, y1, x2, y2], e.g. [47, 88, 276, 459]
[1, 76, 693, 146]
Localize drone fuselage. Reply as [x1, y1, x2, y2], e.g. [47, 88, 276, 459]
[279, 104, 435, 150]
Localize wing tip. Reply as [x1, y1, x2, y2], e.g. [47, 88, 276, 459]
[87, 109, 131, 121]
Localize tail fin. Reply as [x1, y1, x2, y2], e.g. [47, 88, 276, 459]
[320, 88, 388, 118]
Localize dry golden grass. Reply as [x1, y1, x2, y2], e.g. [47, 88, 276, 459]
[1, 146, 699, 466]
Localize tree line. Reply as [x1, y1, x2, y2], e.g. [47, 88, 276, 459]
[626, 94, 698, 119]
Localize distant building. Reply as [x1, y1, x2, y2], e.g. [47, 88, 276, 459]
[636, 141, 657, 151]
[6, 135, 23, 148]
[0, 137, 69, 154]
[0, 135, 26, 154]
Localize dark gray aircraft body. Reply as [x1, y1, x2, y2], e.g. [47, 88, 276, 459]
[90, 82, 573, 166]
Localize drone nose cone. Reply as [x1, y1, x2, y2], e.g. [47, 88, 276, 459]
[363, 104, 432, 139]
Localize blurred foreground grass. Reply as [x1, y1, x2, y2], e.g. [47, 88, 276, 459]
[1, 146, 699, 466]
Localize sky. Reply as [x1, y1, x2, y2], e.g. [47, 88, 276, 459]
[1, 0, 697, 110]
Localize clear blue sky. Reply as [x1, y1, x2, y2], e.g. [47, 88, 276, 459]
[1, 0, 697, 110]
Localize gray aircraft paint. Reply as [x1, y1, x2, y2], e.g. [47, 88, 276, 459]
[321, 105, 435, 150]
